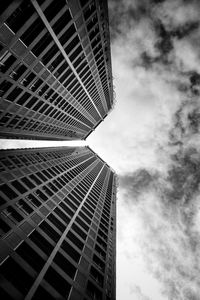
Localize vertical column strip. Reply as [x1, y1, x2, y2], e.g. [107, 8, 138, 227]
[31, 0, 103, 121]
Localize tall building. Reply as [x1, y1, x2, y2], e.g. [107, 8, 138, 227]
[0, 0, 113, 140]
[0, 146, 116, 300]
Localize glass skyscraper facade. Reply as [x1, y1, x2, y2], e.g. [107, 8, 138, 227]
[0, 0, 113, 140]
[0, 1, 116, 299]
[0, 146, 116, 300]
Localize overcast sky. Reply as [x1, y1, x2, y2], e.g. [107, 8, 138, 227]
[2, 0, 200, 299]
[88, 0, 200, 299]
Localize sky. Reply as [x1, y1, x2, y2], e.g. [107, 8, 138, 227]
[88, 0, 200, 299]
[1, 0, 200, 299]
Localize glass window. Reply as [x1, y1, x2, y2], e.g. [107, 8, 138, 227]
[93, 254, 105, 272]
[75, 216, 89, 232]
[29, 230, 53, 255]
[59, 202, 74, 217]
[42, 44, 58, 65]
[96, 236, 107, 251]
[54, 207, 70, 225]
[0, 80, 12, 96]
[36, 172, 47, 182]
[16, 199, 33, 215]
[86, 280, 102, 300]
[25, 96, 37, 109]
[95, 244, 106, 260]
[21, 72, 36, 87]
[21, 177, 35, 189]
[64, 197, 78, 211]
[47, 214, 65, 233]
[0, 218, 11, 236]
[50, 53, 63, 70]
[72, 223, 87, 240]
[29, 174, 42, 185]
[32, 285, 55, 300]
[30, 78, 43, 92]
[17, 92, 31, 105]
[60, 24, 76, 46]
[66, 231, 84, 250]
[43, 0, 65, 22]
[5, 2, 35, 33]
[61, 240, 81, 263]
[52, 10, 72, 34]
[20, 18, 45, 46]
[16, 241, 45, 272]
[11, 180, 27, 194]
[90, 266, 104, 287]
[0, 183, 18, 199]
[0, 257, 34, 295]
[26, 194, 41, 208]
[9, 63, 27, 80]
[2, 206, 23, 224]
[80, 0, 90, 7]
[39, 221, 60, 243]
[44, 266, 71, 297]
[54, 251, 76, 279]
[35, 189, 48, 202]
[32, 32, 52, 56]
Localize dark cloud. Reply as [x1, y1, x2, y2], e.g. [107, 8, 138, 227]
[109, 0, 200, 74]
[152, 0, 166, 3]
[190, 72, 200, 87]
[108, 0, 152, 40]
[171, 21, 199, 39]
[110, 0, 200, 298]
[119, 168, 157, 199]
[167, 147, 200, 205]
[189, 72, 200, 95]
[119, 98, 200, 298]
[120, 159, 200, 298]
[140, 52, 156, 69]
[188, 110, 200, 133]
[169, 105, 186, 144]
[154, 20, 173, 57]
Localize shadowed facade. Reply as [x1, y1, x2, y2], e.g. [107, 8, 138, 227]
[0, 146, 116, 300]
[0, 0, 113, 140]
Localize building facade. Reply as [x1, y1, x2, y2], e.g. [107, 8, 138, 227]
[0, 0, 113, 140]
[0, 146, 116, 300]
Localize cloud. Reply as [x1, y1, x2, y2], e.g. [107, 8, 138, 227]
[117, 89, 200, 298]
[119, 160, 200, 299]
[130, 285, 151, 300]
[119, 169, 161, 205]
[105, 1, 200, 299]
[90, 0, 200, 174]
[2, 1, 200, 300]
[153, 0, 200, 31]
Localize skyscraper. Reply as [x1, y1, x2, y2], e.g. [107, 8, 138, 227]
[0, 146, 116, 300]
[0, 0, 113, 140]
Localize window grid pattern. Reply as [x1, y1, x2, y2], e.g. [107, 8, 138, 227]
[0, 146, 116, 300]
[34, 0, 102, 122]
[79, 3, 109, 114]
[79, 0, 113, 111]
[0, 0, 113, 140]
[1, 1, 97, 127]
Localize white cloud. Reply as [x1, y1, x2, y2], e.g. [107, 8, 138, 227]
[173, 38, 200, 74]
[154, 0, 200, 30]
[118, 174, 200, 299]
[117, 189, 165, 300]
[2, 1, 200, 300]
[88, 28, 183, 175]
[103, 1, 200, 300]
